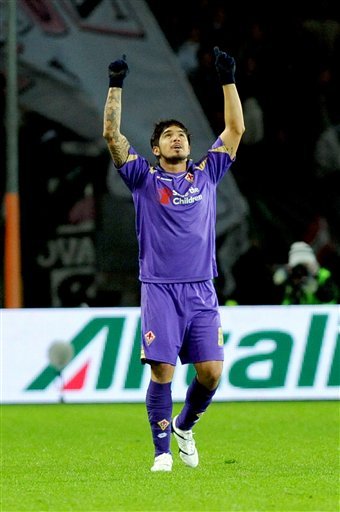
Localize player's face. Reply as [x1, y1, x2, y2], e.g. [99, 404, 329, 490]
[152, 125, 190, 163]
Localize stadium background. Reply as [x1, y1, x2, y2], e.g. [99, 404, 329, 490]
[1, 3, 339, 510]
[1, 0, 339, 308]
[1, 0, 338, 403]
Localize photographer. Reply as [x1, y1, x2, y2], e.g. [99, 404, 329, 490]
[273, 242, 339, 305]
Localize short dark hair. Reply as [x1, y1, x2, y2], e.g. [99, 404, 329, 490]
[150, 119, 191, 148]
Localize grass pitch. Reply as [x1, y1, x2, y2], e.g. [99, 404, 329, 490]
[1, 401, 339, 511]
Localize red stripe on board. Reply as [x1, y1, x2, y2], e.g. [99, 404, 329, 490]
[63, 362, 89, 390]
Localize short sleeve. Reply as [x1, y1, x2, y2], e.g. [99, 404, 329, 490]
[194, 137, 235, 184]
[117, 146, 150, 191]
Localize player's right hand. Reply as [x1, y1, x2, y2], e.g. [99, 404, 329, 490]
[108, 55, 129, 88]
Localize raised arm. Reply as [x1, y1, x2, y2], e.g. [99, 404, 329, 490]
[214, 47, 245, 159]
[103, 55, 130, 168]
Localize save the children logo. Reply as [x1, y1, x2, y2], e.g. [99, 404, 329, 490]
[158, 186, 203, 206]
[159, 187, 172, 205]
[172, 188, 203, 205]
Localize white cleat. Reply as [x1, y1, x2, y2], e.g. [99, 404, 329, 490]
[150, 453, 173, 472]
[172, 415, 199, 468]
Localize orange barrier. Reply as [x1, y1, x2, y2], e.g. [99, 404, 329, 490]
[4, 192, 22, 308]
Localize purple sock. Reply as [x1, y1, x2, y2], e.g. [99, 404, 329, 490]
[146, 380, 173, 456]
[176, 378, 217, 431]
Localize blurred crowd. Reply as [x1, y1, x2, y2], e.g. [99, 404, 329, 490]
[147, 0, 340, 305]
[1, 1, 339, 307]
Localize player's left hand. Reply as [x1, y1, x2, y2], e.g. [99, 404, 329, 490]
[214, 46, 236, 85]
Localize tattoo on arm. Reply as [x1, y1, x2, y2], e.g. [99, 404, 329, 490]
[103, 88, 130, 167]
[107, 134, 130, 168]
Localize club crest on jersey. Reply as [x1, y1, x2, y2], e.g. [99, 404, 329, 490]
[157, 419, 170, 431]
[185, 172, 194, 183]
[144, 330, 156, 345]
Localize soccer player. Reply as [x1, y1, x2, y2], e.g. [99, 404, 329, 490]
[103, 47, 245, 471]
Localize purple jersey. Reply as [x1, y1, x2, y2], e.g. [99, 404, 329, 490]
[117, 137, 234, 283]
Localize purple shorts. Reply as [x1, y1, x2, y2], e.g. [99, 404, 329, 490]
[141, 281, 224, 365]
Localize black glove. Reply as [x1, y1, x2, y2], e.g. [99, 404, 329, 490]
[108, 55, 129, 88]
[214, 46, 236, 85]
